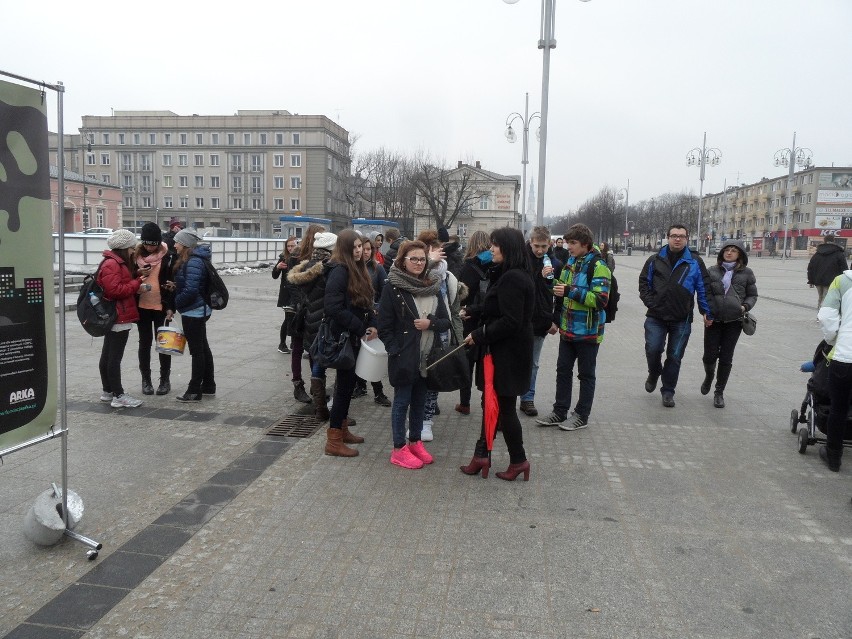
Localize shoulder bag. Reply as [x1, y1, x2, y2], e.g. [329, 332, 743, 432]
[741, 310, 756, 336]
[309, 319, 356, 370]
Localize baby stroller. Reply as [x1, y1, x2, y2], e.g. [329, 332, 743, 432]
[790, 340, 852, 454]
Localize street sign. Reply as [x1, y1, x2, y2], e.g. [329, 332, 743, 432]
[623, 231, 630, 236]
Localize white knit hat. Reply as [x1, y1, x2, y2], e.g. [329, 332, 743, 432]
[313, 232, 337, 250]
[107, 229, 137, 250]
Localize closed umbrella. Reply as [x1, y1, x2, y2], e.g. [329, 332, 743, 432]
[482, 353, 499, 451]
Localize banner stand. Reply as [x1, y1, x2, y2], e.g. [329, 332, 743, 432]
[0, 69, 102, 559]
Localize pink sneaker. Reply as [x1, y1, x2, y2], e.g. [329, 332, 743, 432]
[407, 441, 434, 465]
[391, 446, 424, 469]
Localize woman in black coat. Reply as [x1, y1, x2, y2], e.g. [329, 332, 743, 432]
[272, 236, 299, 353]
[461, 227, 535, 481]
[352, 235, 391, 406]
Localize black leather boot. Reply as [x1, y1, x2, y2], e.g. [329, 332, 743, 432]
[141, 372, 154, 396]
[155, 371, 171, 396]
[714, 364, 732, 408]
[700, 361, 715, 395]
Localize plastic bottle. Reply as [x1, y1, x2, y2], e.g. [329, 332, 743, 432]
[89, 292, 109, 319]
[542, 253, 554, 279]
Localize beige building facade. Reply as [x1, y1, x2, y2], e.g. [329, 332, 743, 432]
[49, 110, 351, 236]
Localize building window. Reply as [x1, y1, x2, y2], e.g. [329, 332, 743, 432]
[211, 133, 219, 145]
[252, 198, 261, 210]
[275, 132, 284, 145]
[243, 133, 251, 145]
[179, 176, 188, 187]
[292, 132, 301, 145]
[180, 196, 188, 208]
[210, 154, 220, 167]
[163, 132, 171, 145]
[232, 197, 242, 210]
[178, 154, 188, 166]
[210, 176, 220, 188]
[290, 153, 301, 168]
[327, 197, 332, 212]
[162, 176, 172, 188]
[86, 152, 96, 165]
[290, 176, 301, 189]
[194, 154, 204, 166]
[101, 174, 110, 183]
[274, 198, 285, 210]
[164, 196, 173, 208]
[133, 133, 141, 145]
[180, 133, 188, 145]
[328, 155, 333, 170]
[195, 197, 204, 208]
[118, 133, 125, 145]
[195, 176, 204, 188]
[274, 154, 285, 167]
[163, 154, 172, 166]
[251, 154, 262, 171]
[232, 176, 242, 192]
[140, 155, 151, 170]
[479, 195, 489, 210]
[147, 133, 155, 145]
[231, 154, 242, 171]
[96, 208, 105, 227]
[327, 177, 332, 192]
[142, 196, 152, 208]
[290, 198, 300, 211]
[274, 176, 284, 189]
[102, 133, 110, 145]
[196, 133, 203, 145]
[260, 133, 267, 145]
[141, 175, 151, 191]
[211, 197, 220, 209]
[251, 176, 262, 194]
[807, 193, 812, 203]
[99, 152, 110, 165]
[124, 196, 133, 207]
[227, 133, 235, 145]
[457, 223, 467, 237]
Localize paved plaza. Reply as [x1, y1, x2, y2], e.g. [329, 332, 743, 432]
[1, 253, 850, 639]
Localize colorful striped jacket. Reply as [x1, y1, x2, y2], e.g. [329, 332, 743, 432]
[553, 250, 611, 344]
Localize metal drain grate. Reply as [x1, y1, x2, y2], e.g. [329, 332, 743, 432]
[265, 415, 323, 438]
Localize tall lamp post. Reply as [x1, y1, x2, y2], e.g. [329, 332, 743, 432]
[503, 0, 591, 226]
[616, 179, 630, 254]
[686, 132, 721, 256]
[774, 132, 813, 261]
[505, 92, 540, 236]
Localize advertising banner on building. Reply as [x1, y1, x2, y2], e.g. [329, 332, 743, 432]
[0, 79, 57, 450]
[818, 172, 852, 188]
[817, 190, 852, 205]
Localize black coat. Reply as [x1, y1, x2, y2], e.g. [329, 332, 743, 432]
[458, 256, 492, 337]
[706, 264, 758, 322]
[470, 267, 534, 397]
[377, 283, 451, 387]
[323, 263, 373, 339]
[272, 253, 298, 307]
[287, 258, 328, 346]
[527, 245, 560, 336]
[807, 243, 848, 286]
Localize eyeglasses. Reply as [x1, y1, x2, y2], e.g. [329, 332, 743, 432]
[404, 256, 427, 264]
[668, 234, 688, 240]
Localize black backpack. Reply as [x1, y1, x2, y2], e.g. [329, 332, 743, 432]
[201, 257, 229, 310]
[584, 257, 618, 323]
[76, 262, 118, 337]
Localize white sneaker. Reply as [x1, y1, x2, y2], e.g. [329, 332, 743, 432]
[99, 392, 113, 402]
[111, 393, 143, 408]
[421, 420, 434, 442]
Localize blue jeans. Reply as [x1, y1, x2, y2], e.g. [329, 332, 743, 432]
[521, 335, 546, 402]
[644, 317, 691, 395]
[424, 390, 438, 421]
[552, 338, 599, 420]
[391, 375, 428, 448]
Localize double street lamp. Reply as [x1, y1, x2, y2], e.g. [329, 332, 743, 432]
[505, 92, 540, 236]
[503, 0, 591, 226]
[686, 132, 721, 256]
[774, 132, 813, 261]
[616, 179, 630, 253]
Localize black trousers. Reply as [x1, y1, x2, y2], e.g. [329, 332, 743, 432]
[826, 360, 852, 460]
[182, 315, 215, 393]
[137, 307, 171, 376]
[99, 329, 130, 396]
[329, 365, 357, 429]
[279, 310, 293, 347]
[477, 394, 526, 464]
[702, 319, 742, 367]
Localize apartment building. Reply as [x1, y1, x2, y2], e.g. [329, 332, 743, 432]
[49, 166, 122, 233]
[700, 167, 852, 256]
[50, 110, 351, 236]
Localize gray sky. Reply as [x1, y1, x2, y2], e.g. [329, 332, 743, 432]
[4, 0, 850, 214]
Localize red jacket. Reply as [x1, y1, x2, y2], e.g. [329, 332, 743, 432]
[97, 251, 141, 324]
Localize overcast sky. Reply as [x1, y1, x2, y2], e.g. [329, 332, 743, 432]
[3, 0, 850, 214]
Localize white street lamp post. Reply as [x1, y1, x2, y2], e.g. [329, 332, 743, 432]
[503, 0, 591, 226]
[686, 132, 721, 257]
[505, 92, 540, 237]
[616, 179, 630, 253]
[774, 132, 813, 261]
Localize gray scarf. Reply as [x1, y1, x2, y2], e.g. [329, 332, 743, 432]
[721, 261, 736, 294]
[386, 264, 441, 297]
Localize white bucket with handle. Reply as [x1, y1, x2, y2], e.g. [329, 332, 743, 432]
[355, 338, 387, 382]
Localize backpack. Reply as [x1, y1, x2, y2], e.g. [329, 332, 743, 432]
[76, 262, 118, 337]
[201, 257, 229, 310]
[469, 261, 490, 306]
[584, 256, 618, 323]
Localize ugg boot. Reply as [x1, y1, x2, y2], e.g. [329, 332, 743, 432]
[714, 363, 732, 408]
[155, 370, 171, 396]
[311, 377, 330, 421]
[325, 427, 358, 457]
[700, 361, 715, 395]
[341, 417, 364, 444]
[293, 380, 311, 403]
[141, 372, 154, 396]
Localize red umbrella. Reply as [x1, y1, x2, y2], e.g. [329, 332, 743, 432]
[482, 353, 499, 451]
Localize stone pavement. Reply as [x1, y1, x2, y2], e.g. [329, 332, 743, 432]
[1, 254, 850, 639]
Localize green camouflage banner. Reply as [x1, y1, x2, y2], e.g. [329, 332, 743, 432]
[0, 78, 57, 450]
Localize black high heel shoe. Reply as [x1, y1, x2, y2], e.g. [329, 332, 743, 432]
[496, 460, 530, 482]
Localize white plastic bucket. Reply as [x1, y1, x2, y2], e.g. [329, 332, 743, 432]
[355, 338, 387, 382]
[156, 326, 186, 355]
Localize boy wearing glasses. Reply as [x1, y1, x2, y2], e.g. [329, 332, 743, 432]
[638, 224, 713, 407]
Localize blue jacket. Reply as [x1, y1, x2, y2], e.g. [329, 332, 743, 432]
[638, 245, 713, 322]
[174, 244, 212, 314]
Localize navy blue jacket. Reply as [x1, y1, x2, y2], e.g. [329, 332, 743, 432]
[638, 245, 713, 322]
[174, 244, 212, 314]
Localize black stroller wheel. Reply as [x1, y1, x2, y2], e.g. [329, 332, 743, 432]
[790, 409, 799, 434]
[797, 426, 809, 454]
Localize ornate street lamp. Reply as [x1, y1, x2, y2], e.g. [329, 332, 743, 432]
[774, 132, 813, 261]
[505, 92, 540, 236]
[616, 180, 630, 253]
[686, 132, 721, 256]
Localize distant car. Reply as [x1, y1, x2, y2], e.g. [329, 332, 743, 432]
[83, 227, 114, 235]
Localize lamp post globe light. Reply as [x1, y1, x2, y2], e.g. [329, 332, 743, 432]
[505, 92, 540, 236]
[773, 132, 813, 261]
[686, 132, 721, 257]
[615, 179, 630, 254]
[503, 0, 592, 226]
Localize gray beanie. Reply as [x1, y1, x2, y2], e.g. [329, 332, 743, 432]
[107, 229, 137, 250]
[174, 228, 201, 248]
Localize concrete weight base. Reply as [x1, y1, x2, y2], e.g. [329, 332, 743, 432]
[23, 488, 84, 546]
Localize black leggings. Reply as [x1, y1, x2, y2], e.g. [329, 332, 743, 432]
[279, 311, 293, 347]
[702, 320, 742, 367]
[99, 329, 130, 396]
[137, 307, 171, 376]
[182, 315, 215, 393]
[477, 394, 526, 464]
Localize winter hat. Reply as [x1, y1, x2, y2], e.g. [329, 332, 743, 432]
[168, 217, 183, 230]
[107, 229, 137, 250]
[438, 226, 450, 243]
[140, 222, 162, 245]
[313, 232, 338, 250]
[174, 228, 201, 249]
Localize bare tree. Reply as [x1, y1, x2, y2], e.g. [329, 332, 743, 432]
[411, 156, 483, 230]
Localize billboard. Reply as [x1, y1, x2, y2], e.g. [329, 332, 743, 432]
[0, 79, 57, 450]
[818, 172, 852, 188]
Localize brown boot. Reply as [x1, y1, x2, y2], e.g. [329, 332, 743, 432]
[325, 427, 359, 457]
[310, 377, 330, 421]
[341, 418, 364, 444]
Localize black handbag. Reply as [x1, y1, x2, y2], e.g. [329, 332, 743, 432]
[425, 331, 471, 392]
[741, 311, 757, 336]
[309, 320, 356, 370]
